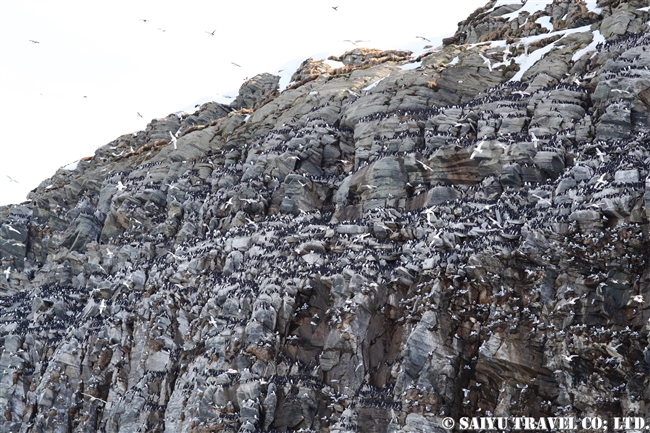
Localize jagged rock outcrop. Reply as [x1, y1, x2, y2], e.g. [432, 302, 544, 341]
[1, 1, 650, 432]
[231, 73, 281, 110]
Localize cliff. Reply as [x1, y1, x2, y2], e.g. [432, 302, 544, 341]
[1, 1, 650, 432]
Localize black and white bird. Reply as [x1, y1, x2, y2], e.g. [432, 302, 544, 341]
[332, 6, 339, 11]
[206, 30, 216, 36]
[231, 62, 241, 67]
[416, 36, 431, 42]
[6, 175, 18, 183]
[29, 40, 40, 44]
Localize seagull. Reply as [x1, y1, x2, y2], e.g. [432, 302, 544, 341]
[6, 225, 21, 234]
[416, 36, 431, 42]
[332, 6, 338, 10]
[81, 393, 107, 404]
[231, 62, 241, 67]
[239, 198, 258, 204]
[595, 173, 607, 188]
[361, 184, 377, 190]
[479, 53, 492, 71]
[564, 354, 579, 361]
[532, 194, 551, 205]
[99, 299, 107, 315]
[105, 248, 113, 257]
[633, 295, 645, 304]
[116, 181, 126, 192]
[470, 140, 485, 159]
[169, 131, 177, 150]
[209, 316, 218, 326]
[503, 46, 512, 62]
[342, 40, 368, 46]
[137, 112, 143, 118]
[206, 30, 216, 36]
[3, 267, 9, 280]
[530, 132, 539, 148]
[140, 19, 149, 22]
[158, 28, 166, 32]
[512, 90, 530, 97]
[29, 40, 40, 44]
[595, 148, 605, 162]
[6, 175, 18, 183]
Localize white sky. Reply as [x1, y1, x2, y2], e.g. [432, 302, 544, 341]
[0, 0, 488, 206]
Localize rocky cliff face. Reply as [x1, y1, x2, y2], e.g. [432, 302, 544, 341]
[1, 1, 650, 432]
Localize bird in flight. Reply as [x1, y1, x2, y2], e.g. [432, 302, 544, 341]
[231, 62, 241, 67]
[169, 131, 177, 150]
[29, 40, 40, 44]
[206, 30, 216, 36]
[137, 112, 143, 118]
[332, 6, 339, 10]
[342, 40, 368, 46]
[416, 36, 430, 42]
[158, 28, 166, 32]
[6, 175, 18, 184]
[140, 19, 149, 22]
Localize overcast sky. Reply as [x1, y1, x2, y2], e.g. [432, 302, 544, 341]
[0, 0, 489, 206]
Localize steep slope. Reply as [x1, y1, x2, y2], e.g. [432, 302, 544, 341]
[1, 1, 650, 432]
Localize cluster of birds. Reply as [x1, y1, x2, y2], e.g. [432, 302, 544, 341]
[2, 8, 649, 432]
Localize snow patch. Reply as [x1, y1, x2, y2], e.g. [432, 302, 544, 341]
[363, 76, 388, 91]
[324, 59, 345, 69]
[585, 1, 602, 14]
[571, 30, 605, 62]
[536, 16, 553, 32]
[509, 24, 593, 82]
[399, 61, 421, 70]
[62, 160, 79, 171]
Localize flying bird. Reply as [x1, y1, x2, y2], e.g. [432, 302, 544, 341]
[479, 53, 492, 71]
[140, 19, 149, 22]
[2, 267, 9, 280]
[231, 62, 241, 67]
[332, 6, 338, 10]
[137, 112, 143, 118]
[416, 36, 431, 42]
[206, 30, 216, 35]
[99, 299, 107, 315]
[564, 354, 579, 361]
[29, 40, 40, 44]
[116, 181, 126, 192]
[6, 175, 18, 183]
[342, 39, 368, 46]
[158, 28, 166, 32]
[82, 393, 107, 404]
[169, 131, 177, 149]
[470, 140, 485, 159]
